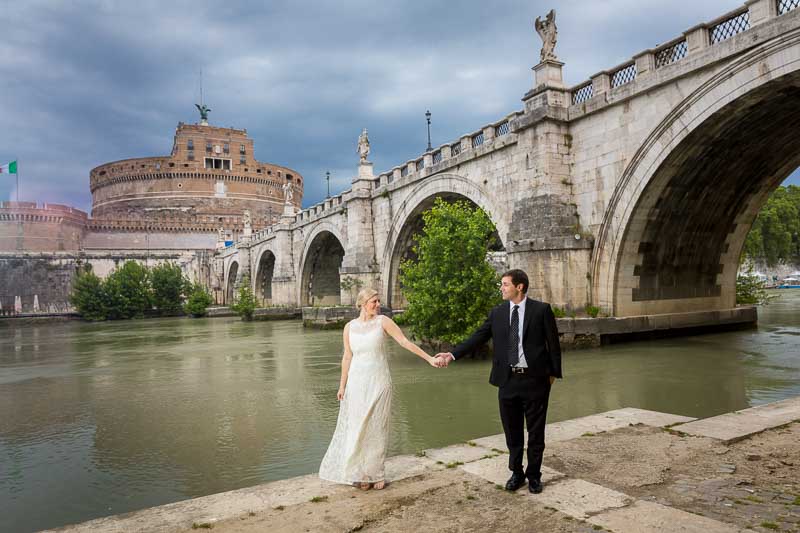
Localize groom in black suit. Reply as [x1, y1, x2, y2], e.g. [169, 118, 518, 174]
[436, 269, 562, 494]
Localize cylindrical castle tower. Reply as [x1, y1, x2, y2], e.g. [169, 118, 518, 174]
[89, 121, 303, 234]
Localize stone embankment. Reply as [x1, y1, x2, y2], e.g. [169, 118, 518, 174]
[51, 397, 800, 533]
[301, 306, 757, 350]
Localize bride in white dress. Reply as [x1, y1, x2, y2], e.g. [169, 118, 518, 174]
[319, 288, 439, 490]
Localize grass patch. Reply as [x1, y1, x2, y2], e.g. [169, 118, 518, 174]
[436, 460, 444, 465]
[273, 505, 284, 511]
[466, 495, 476, 500]
[414, 450, 426, 457]
[491, 448, 507, 454]
[445, 461, 464, 469]
[792, 496, 800, 505]
[662, 427, 689, 438]
[760, 522, 779, 530]
[745, 495, 764, 504]
[310, 496, 328, 503]
[581, 432, 596, 437]
[593, 526, 604, 531]
[495, 484, 504, 490]
[466, 441, 477, 447]
[192, 523, 213, 530]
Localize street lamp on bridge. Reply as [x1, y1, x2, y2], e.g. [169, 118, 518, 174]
[326, 171, 331, 198]
[425, 110, 432, 152]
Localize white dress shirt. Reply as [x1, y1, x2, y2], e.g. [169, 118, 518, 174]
[510, 298, 527, 368]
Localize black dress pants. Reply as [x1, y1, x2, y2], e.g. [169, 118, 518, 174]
[498, 372, 551, 481]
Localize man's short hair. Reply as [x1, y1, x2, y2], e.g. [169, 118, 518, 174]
[502, 269, 529, 293]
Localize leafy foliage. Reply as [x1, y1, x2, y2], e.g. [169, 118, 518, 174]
[151, 262, 191, 315]
[69, 265, 108, 321]
[743, 185, 800, 266]
[231, 276, 258, 321]
[399, 198, 501, 345]
[184, 283, 214, 317]
[103, 261, 153, 319]
[736, 268, 776, 306]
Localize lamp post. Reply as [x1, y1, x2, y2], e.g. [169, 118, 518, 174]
[425, 110, 432, 152]
[326, 171, 331, 198]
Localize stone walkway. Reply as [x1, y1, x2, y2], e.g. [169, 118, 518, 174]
[49, 398, 800, 532]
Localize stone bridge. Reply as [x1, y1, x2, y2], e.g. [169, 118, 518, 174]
[216, 0, 800, 318]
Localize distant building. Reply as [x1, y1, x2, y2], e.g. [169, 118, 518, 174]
[0, 118, 304, 253]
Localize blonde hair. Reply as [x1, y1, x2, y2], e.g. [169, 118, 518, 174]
[355, 288, 379, 309]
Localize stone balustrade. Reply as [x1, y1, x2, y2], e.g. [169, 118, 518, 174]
[568, 0, 794, 108]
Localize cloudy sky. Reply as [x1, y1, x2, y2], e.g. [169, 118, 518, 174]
[1, 0, 797, 211]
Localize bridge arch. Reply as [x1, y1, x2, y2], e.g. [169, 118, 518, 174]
[593, 33, 800, 316]
[299, 222, 347, 306]
[254, 247, 277, 305]
[225, 261, 239, 305]
[381, 174, 506, 309]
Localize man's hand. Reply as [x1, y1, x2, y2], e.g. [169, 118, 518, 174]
[549, 376, 556, 385]
[435, 353, 454, 367]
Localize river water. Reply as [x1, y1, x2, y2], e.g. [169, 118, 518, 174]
[1, 291, 799, 532]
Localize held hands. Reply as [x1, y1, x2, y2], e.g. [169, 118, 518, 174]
[433, 353, 454, 368]
[337, 387, 345, 401]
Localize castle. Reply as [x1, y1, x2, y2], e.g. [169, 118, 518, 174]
[0, 110, 304, 313]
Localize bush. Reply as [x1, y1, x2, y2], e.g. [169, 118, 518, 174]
[551, 305, 566, 318]
[70, 266, 108, 321]
[736, 269, 776, 306]
[399, 198, 501, 346]
[184, 283, 214, 317]
[104, 261, 153, 319]
[151, 262, 190, 315]
[230, 276, 258, 321]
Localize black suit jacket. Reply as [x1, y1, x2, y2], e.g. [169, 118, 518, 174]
[451, 298, 562, 388]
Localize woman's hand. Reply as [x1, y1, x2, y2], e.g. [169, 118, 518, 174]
[427, 356, 440, 368]
[337, 387, 345, 401]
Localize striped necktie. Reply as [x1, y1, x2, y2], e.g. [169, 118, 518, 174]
[509, 305, 520, 366]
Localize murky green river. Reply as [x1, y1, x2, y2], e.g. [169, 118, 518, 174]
[2, 291, 799, 532]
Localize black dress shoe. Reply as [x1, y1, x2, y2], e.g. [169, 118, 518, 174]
[528, 478, 543, 494]
[505, 472, 526, 491]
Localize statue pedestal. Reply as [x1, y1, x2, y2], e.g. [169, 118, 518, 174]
[352, 162, 375, 191]
[282, 203, 297, 217]
[522, 59, 568, 112]
[533, 59, 565, 88]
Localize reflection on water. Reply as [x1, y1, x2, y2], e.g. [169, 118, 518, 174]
[1, 291, 799, 532]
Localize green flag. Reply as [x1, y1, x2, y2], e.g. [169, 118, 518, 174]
[0, 161, 17, 174]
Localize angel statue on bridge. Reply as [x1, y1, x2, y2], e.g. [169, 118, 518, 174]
[357, 128, 370, 163]
[534, 9, 558, 62]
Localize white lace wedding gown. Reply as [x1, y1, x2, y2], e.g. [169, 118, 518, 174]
[319, 315, 392, 484]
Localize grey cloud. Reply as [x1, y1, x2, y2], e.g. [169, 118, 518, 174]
[0, 0, 797, 212]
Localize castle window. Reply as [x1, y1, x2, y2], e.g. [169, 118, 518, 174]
[240, 155, 246, 164]
[206, 142, 212, 152]
[188, 152, 194, 161]
[257, 168, 261, 173]
[205, 157, 231, 170]
[187, 139, 194, 150]
[223, 143, 230, 154]
[240, 144, 246, 154]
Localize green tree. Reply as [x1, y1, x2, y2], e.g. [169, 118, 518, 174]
[230, 276, 258, 321]
[399, 198, 502, 346]
[69, 265, 108, 321]
[184, 283, 214, 317]
[743, 185, 800, 266]
[151, 262, 190, 315]
[736, 268, 776, 306]
[104, 261, 153, 319]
